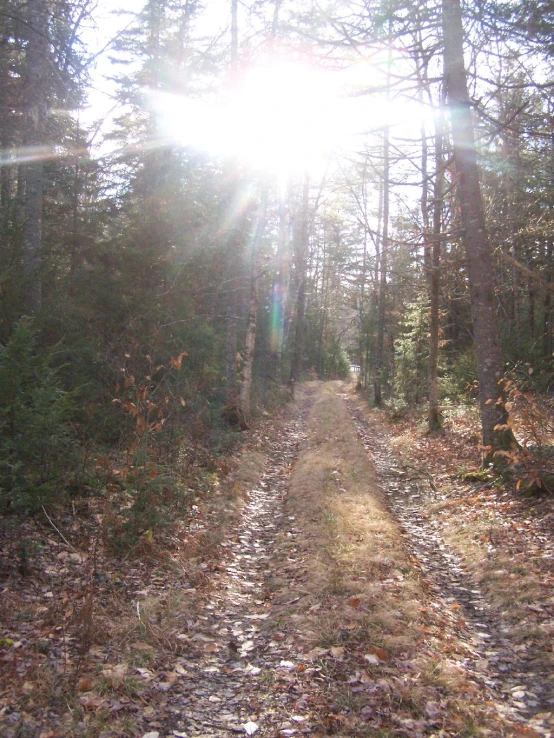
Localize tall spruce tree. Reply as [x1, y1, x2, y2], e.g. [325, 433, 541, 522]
[442, 0, 515, 458]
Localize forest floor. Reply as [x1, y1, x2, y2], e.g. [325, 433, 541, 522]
[1, 380, 554, 737]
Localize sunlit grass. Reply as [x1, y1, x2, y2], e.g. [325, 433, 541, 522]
[270, 381, 508, 736]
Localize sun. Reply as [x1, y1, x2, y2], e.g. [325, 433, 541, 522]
[151, 60, 344, 176]
[226, 61, 342, 174]
[149, 56, 437, 177]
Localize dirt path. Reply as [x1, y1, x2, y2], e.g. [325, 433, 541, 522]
[156, 380, 552, 737]
[153, 386, 315, 737]
[347, 394, 554, 736]
[3, 380, 553, 737]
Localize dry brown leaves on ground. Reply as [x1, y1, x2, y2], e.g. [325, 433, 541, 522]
[1, 381, 553, 737]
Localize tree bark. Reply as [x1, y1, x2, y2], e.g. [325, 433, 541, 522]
[374, 38, 393, 407]
[543, 242, 553, 356]
[239, 270, 258, 419]
[290, 175, 309, 383]
[374, 120, 389, 407]
[22, 0, 49, 313]
[239, 189, 268, 418]
[270, 187, 289, 379]
[427, 110, 445, 432]
[417, 55, 442, 429]
[442, 0, 515, 459]
[225, 0, 240, 409]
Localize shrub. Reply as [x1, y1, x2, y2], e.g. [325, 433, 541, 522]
[394, 297, 428, 405]
[0, 318, 78, 512]
[438, 348, 479, 403]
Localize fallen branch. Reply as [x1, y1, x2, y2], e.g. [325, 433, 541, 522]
[401, 464, 438, 492]
[41, 505, 78, 552]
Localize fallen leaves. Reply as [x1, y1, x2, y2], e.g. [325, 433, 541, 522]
[305, 647, 328, 660]
[76, 676, 94, 692]
[365, 645, 390, 662]
[363, 653, 380, 665]
[2, 383, 554, 738]
[78, 693, 105, 710]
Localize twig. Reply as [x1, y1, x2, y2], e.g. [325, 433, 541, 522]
[41, 505, 78, 552]
[496, 249, 554, 295]
[202, 723, 244, 734]
[401, 464, 438, 492]
[187, 716, 244, 734]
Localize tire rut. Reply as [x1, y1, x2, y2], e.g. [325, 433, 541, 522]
[347, 398, 554, 738]
[161, 395, 313, 737]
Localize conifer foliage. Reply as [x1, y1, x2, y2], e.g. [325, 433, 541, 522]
[0, 0, 553, 528]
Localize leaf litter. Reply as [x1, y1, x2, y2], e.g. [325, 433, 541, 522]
[149, 395, 321, 737]
[1, 380, 553, 737]
[348, 391, 554, 737]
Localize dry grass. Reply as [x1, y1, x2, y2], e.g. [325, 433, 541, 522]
[380, 401, 554, 645]
[269, 381, 518, 736]
[0, 427, 270, 738]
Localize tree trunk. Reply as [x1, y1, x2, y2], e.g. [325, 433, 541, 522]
[528, 274, 535, 338]
[225, 0, 240, 410]
[374, 120, 389, 407]
[501, 132, 520, 338]
[290, 175, 309, 383]
[22, 0, 49, 313]
[427, 111, 445, 432]
[270, 188, 289, 379]
[239, 189, 268, 418]
[543, 241, 553, 357]
[239, 272, 258, 419]
[358, 228, 369, 388]
[442, 0, 515, 460]
[225, 281, 239, 405]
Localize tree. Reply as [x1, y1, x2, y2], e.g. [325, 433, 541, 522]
[426, 112, 445, 432]
[239, 186, 268, 418]
[442, 0, 515, 459]
[22, 0, 50, 312]
[374, 116, 390, 407]
[289, 175, 310, 383]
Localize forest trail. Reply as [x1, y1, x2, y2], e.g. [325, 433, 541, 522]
[157, 381, 552, 737]
[149, 384, 315, 737]
[346, 395, 554, 736]
[349, 399, 554, 725]
[2, 381, 553, 737]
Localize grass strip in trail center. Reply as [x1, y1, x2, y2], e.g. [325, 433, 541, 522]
[269, 381, 524, 737]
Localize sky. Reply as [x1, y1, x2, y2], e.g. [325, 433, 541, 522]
[82, 0, 233, 151]
[81, 0, 435, 184]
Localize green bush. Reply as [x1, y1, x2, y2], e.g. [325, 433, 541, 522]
[0, 318, 78, 512]
[439, 348, 479, 402]
[321, 342, 351, 379]
[394, 297, 428, 405]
